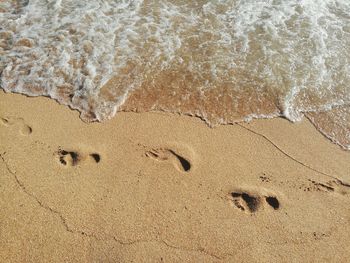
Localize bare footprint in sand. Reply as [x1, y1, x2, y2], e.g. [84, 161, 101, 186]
[0, 116, 32, 135]
[56, 148, 101, 167]
[229, 189, 280, 213]
[304, 179, 350, 196]
[145, 148, 192, 172]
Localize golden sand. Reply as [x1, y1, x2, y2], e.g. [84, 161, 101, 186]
[1, 91, 349, 262]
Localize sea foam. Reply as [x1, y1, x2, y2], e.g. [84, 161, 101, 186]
[1, 0, 350, 149]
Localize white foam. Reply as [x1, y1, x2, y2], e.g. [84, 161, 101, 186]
[1, 0, 350, 125]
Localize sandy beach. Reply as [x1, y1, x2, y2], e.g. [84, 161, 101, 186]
[0, 90, 350, 262]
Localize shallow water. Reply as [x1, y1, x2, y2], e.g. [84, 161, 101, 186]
[1, 0, 350, 149]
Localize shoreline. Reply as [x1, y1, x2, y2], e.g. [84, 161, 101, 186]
[1, 91, 350, 262]
[3, 89, 348, 152]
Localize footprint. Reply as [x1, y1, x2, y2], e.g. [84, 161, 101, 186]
[57, 148, 101, 167]
[229, 190, 280, 213]
[58, 150, 81, 166]
[305, 179, 350, 196]
[265, 196, 280, 210]
[0, 116, 32, 136]
[19, 124, 32, 135]
[145, 148, 191, 172]
[230, 192, 261, 213]
[90, 153, 101, 163]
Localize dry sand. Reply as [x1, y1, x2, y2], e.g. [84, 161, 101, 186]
[0, 90, 350, 262]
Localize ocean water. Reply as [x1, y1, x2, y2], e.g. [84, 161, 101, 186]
[1, 0, 349, 149]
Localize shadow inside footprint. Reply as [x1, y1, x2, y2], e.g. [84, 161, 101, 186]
[168, 150, 191, 172]
[58, 150, 80, 166]
[265, 196, 280, 210]
[20, 124, 32, 135]
[231, 192, 260, 213]
[230, 191, 280, 213]
[90, 153, 101, 163]
[57, 149, 101, 167]
[146, 148, 191, 172]
[0, 118, 10, 126]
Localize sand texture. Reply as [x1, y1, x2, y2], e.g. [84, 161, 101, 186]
[1, 91, 350, 262]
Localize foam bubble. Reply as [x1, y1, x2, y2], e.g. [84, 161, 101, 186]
[1, 0, 350, 148]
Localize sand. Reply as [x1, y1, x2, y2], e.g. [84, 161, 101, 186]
[0, 90, 350, 262]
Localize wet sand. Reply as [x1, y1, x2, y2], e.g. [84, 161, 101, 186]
[1, 90, 350, 262]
